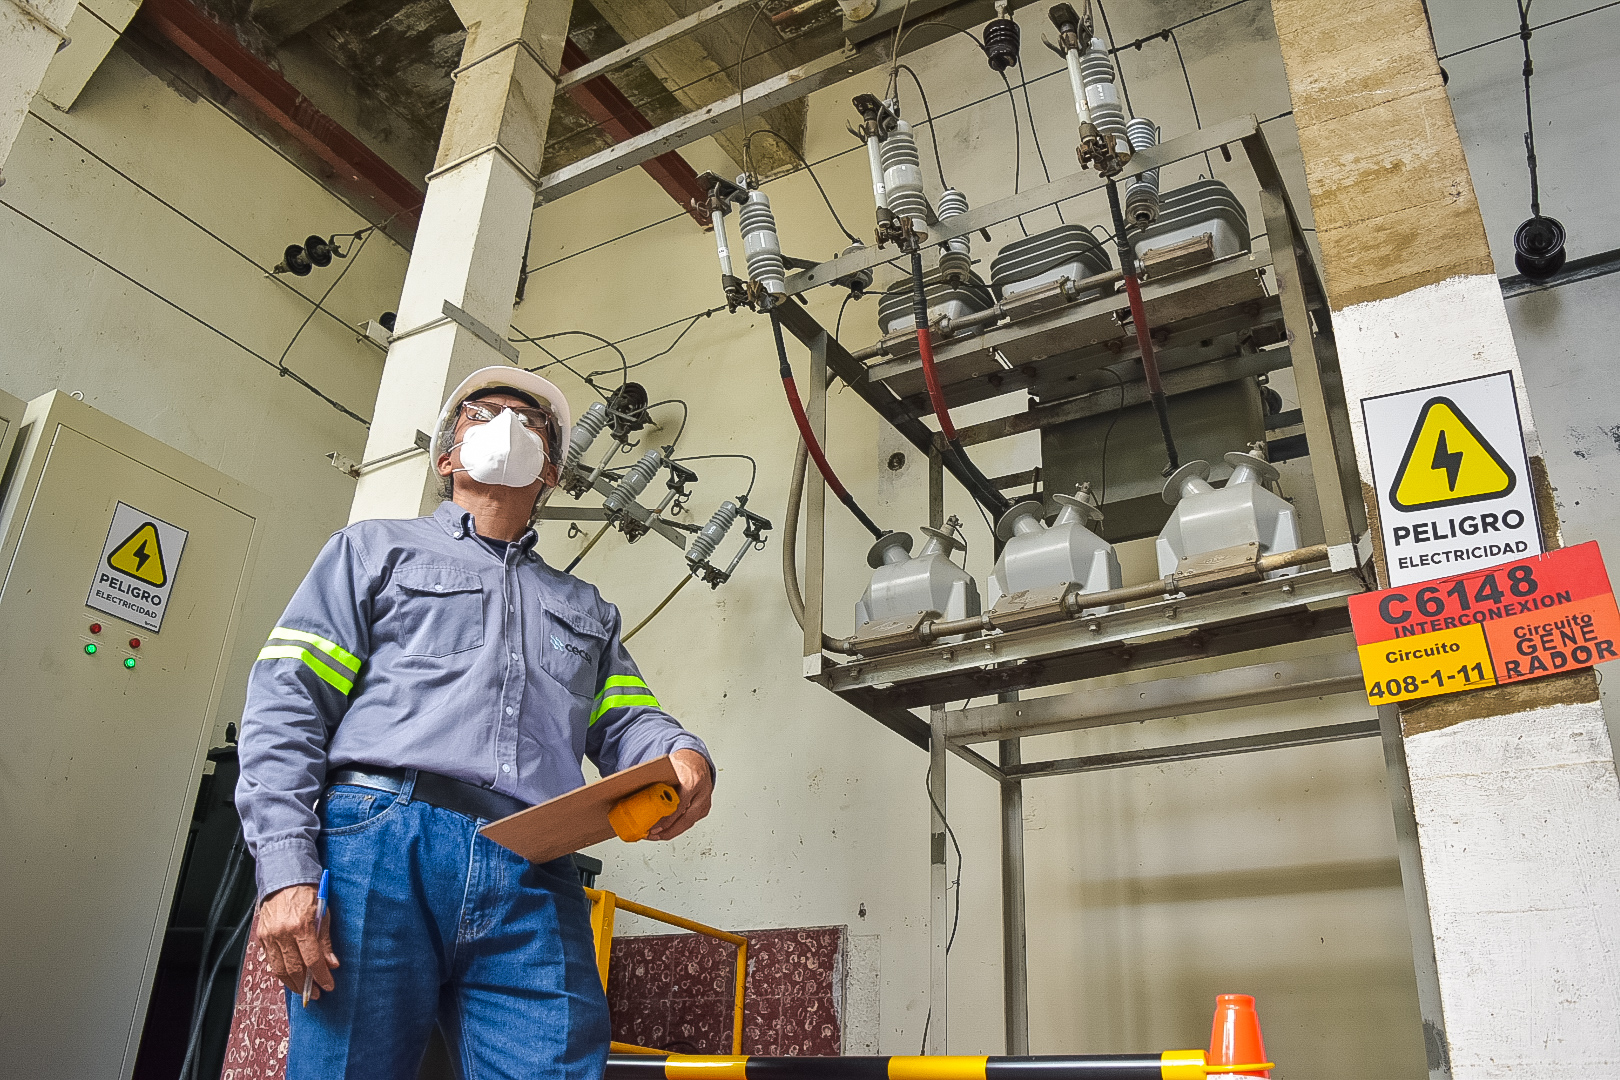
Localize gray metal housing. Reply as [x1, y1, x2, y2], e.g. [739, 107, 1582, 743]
[989, 491, 1122, 610]
[1156, 450, 1301, 577]
[856, 528, 980, 637]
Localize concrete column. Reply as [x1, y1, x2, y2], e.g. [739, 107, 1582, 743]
[1271, 2, 1620, 1078]
[349, 0, 572, 522]
[0, 0, 75, 181]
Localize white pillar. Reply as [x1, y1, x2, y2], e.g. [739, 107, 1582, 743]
[349, 0, 572, 522]
[1271, 2, 1620, 1076]
[0, 0, 75, 180]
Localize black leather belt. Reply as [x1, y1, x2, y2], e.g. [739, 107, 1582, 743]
[327, 765, 529, 823]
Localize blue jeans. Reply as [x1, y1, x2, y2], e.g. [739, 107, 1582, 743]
[286, 774, 611, 1080]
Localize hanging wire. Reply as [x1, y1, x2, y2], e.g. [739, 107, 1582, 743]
[1438, 0, 1620, 60]
[596, 310, 716, 379]
[275, 224, 378, 374]
[998, 72, 1029, 238]
[646, 398, 690, 450]
[917, 757, 964, 1055]
[1096, 367, 1128, 508]
[1166, 30, 1218, 175]
[0, 198, 371, 426]
[520, 329, 629, 388]
[892, 64, 949, 189]
[736, 0, 774, 176]
[742, 128, 861, 243]
[1015, 54, 1065, 225]
[1092, 0, 1135, 116]
[835, 293, 854, 343]
[671, 453, 760, 499]
[1517, 0, 1543, 217]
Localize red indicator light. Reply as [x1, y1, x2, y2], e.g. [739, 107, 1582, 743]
[129, 638, 141, 649]
[89, 623, 102, 634]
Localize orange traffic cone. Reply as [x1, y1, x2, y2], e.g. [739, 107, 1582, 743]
[1208, 994, 1271, 1077]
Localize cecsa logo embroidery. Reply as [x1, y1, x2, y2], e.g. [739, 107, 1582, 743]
[551, 634, 591, 661]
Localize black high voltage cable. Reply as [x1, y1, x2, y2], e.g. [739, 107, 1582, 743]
[891, 64, 949, 190]
[0, 198, 371, 426]
[1166, 31, 1217, 176]
[1438, 0, 1620, 60]
[999, 72, 1029, 238]
[742, 128, 861, 243]
[23, 110, 387, 341]
[1014, 54, 1064, 227]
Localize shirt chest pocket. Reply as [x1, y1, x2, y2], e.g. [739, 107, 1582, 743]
[540, 604, 608, 701]
[391, 567, 485, 657]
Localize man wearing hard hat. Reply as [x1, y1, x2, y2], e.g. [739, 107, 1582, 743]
[236, 367, 715, 1078]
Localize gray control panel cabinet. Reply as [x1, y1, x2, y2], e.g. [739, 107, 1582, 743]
[0, 391, 264, 1079]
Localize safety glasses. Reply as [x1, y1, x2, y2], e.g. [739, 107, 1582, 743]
[458, 399, 557, 440]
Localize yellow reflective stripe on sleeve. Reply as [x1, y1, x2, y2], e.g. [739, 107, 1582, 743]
[257, 644, 354, 695]
[594, 674, 652, 702]
[267, 626, 363, 674]
[590, 694, 660, 726]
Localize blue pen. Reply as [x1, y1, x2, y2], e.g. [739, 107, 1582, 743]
[302, 869, 331, 1007]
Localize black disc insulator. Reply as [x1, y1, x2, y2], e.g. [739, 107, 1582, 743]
[1514, 214, 1566, 281]
[279, 243, 313, 276]
[304, 234, 335, 267]
[984, 17, 1021, 72]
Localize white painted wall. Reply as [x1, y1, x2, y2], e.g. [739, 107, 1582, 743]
[1, 2, 1615, 1076]
[0, 44, 407, 737]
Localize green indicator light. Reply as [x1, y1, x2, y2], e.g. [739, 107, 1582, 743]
[124, 657, 137, 669]
[84, 643, 97, 655]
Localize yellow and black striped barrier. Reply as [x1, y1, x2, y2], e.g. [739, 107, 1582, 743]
[605, 1052, 1274, 1080]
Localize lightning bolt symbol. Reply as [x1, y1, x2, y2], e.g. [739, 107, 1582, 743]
[1432, 430, 1464, 492]
[132, 539, 151, 572]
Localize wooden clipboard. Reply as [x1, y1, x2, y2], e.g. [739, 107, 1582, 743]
[478, 755, 679, 863]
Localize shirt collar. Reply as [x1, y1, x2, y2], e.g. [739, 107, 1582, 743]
[434, 500, 539, 556]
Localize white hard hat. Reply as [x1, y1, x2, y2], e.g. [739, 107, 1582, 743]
[435, 366, 573, 457]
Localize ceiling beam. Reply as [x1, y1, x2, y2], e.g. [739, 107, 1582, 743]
[559, 39, 709, 224]
[133, 0, 423, 225]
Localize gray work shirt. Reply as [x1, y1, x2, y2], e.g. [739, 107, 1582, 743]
[236, 501, 711, 900]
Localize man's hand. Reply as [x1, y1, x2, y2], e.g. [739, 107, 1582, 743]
[257, 882, 339, 1000]
[646, 748, 713, 841]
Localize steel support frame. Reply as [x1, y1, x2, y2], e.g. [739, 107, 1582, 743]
[536, 0, 997, 200]
[558, 39, 709, 223]
[777, 118, 1374, 1052]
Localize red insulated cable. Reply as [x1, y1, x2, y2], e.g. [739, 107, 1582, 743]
[1121, 271, 1164, 397]
[771, 314, 885, 539]
[915, 321, 959, 443]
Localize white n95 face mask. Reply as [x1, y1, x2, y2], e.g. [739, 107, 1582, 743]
[454, 408, 549, 487]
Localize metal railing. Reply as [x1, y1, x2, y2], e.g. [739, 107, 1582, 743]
[583, 888, 750, 1056]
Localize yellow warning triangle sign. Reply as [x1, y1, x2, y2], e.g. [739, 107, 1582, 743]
[107, 522, 167, 586]
[1389, 396, 1517, 511]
